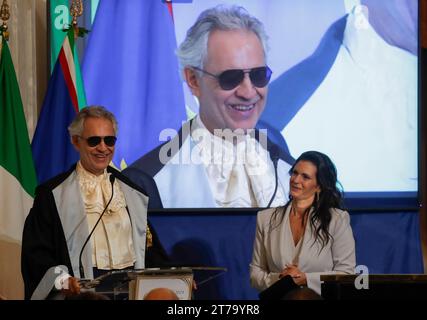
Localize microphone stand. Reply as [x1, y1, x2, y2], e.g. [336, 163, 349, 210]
[78, 174, 116, 279]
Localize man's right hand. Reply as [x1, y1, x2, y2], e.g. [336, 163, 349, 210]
[60, 276, 81, 297]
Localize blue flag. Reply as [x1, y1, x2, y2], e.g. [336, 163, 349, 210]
[32, 29, 86, 184]
[82, 0, 186, 169]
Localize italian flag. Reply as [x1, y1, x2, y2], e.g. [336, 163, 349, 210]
[0, 37, 37, 299]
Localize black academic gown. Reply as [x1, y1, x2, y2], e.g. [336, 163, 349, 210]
[21, 165, 169, 300]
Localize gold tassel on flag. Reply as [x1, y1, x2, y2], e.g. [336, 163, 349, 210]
[66, 0, 89, 39]
[70, 0, 83, 37]
[0, 0, 10, 41]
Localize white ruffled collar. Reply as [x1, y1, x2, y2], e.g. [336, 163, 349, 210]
[191, 116, 285, 207]
[76, 162, 126, 214]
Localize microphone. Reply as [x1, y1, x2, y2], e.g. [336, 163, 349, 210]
[78, 174, 116, 279]
[266, 144, 279, 208]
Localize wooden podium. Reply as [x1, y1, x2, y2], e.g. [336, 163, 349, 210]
[321, 274, 427, 299]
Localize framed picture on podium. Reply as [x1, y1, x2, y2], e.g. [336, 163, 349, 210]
[128, 268, 193, 300]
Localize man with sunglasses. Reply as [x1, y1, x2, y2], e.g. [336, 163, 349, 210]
[124, 5, 294, 208]
[22, 106, 170, 299]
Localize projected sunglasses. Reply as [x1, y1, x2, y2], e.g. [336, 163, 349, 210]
[78, 135, 117, 147]
[192, 66, 272, 90]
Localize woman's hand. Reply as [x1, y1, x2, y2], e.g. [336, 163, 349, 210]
[279, 264, 307, 286]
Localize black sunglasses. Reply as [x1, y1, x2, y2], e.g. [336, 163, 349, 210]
[78, 135, 117, 147]
[192, 66, 272, 90]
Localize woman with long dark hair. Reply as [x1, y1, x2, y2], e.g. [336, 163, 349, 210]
[250, 151, 355, 295]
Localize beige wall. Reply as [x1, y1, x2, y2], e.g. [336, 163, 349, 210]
[7, 0, 48, 139]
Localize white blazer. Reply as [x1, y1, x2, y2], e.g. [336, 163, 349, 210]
[250, 206, 356, 294]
